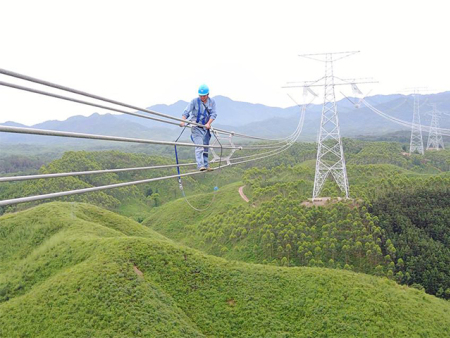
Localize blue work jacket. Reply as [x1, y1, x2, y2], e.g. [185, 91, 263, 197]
[182, 97, 217, 125]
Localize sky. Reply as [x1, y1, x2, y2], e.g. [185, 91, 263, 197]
[1, 0, 449, 125]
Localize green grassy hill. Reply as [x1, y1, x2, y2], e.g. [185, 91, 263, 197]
[145, 180, 395, 276]
[1, 202, 450, 337]
[145, 160, 450, 300]
[145, 181, 248, 246]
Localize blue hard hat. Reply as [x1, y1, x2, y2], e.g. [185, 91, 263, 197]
[198, 84, 209, 96]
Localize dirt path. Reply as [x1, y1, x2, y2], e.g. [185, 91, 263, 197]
[239, 185, 249, 203]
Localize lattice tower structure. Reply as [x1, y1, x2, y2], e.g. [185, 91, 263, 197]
[409, 93, 424, 154]
[311, 54, 349, 198]
[426, 104, 445, 151]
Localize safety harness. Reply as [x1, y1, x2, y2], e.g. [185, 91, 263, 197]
[196, 97, 210, 125]
[172, 98, 222, 212]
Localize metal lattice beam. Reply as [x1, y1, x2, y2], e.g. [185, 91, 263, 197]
[410, 92, 425, 155]
[312, 53, 349, 199]
[426, 104, 445, 151]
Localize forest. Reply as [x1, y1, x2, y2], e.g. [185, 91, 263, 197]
[1, 139, 450, 302]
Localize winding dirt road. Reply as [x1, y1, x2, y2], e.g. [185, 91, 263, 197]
[238, 185, 249, 203]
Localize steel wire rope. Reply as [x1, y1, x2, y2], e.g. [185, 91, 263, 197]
[229, 114, 304, 166]
[234, 144, 290, 150]
[231, 134, 294, 149]
[232, 135, 292, 148]
[363, 100, 412, 127]
[336, 96, 411, 127]
[0, 68, 287, 142]
[0, 96, 302, 207]
[0, 167, 219, 207]
[0, 81, 298, 158]
[0, 125, 303, 207]
[230, 102, 306, 161]
[0, 162, 198, 183]
[0, 125, 238, 150]
[366, 102, 450, 137]
[230, 103, 306, 162]
[0, 102, 306, 207]
[367, 96, 410, 114]
[226, 116, 304, 164]
[230, 119, 303, 161]
[338, 96, 409, 115]
[229, 129, 300, 161]
[0, 138, 299, 207]
[0, 80, 185, 128]
[0, 74, 305, 149]
[361, 99, 441, 133]
[233, 140, 289, 148]
[0, 141, 286, 208]
[0, 79, 292, 147]
[362, 98, 450, 135]
[0, 68, 308, 207]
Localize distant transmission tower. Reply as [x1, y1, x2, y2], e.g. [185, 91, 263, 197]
[284, 51, 375, 199]
[409, 92, 424, 155]
[426, 104, 445, 151]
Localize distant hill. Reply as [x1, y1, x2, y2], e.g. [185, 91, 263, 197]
[118, 95, 300, 128]
[2, 92, 450, 145]
[0, 113, 177, 145]
[1, 202, 450, 337]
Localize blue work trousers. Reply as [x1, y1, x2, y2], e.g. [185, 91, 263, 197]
[191, 127, 211, 169]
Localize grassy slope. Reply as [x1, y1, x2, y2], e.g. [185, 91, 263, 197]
[1, 202, 450, 337]
[145, 181, 248, 245]
[144, 181, 260, 262]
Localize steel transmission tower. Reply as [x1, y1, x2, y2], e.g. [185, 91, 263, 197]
[284, 51, 374, 199]
[312, 53, 349, 198]
[426, 104, 445, 151]
[409, 92, 424, 154]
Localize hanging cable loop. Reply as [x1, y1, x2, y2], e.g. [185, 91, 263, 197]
[0, 68, 308, 208]
[172, 125, 222, 212]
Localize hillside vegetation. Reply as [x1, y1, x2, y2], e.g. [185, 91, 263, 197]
[2, 140, 450, 336]
[145, 142, 450, 299]
[370, 180, 450, 298]
[1, 202, 450, 337]
[0, 150, 243, 221]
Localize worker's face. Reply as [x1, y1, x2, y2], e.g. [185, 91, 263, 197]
[199, 94, 208, 103]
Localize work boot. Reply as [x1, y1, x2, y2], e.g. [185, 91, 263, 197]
[199, 167, 207, 171]
[206, 167, 214, 172]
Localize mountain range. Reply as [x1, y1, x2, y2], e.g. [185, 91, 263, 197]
[2, 92, 450, 146]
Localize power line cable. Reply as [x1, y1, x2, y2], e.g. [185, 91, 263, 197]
[0, 79, 295, 146]
[0, 137, 300, 208]
[0, 80, 183, 128]
[0, 101, 305, 207]
[0, 125, 239, 150]
[0, 162, 197, 183]
[0, 66, 309, 208]
[0, 68, 285, 142]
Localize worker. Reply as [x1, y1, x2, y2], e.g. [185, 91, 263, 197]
[180, 84, 217, 171]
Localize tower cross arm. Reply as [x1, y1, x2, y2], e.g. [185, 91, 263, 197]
[282, 80, 377, 89]
[298, 51, 360, 62]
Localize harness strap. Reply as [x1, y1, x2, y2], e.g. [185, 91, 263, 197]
[196, 98, 201, 124]
[202, 102, 208, 125]
[195, 98, 211, 127]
